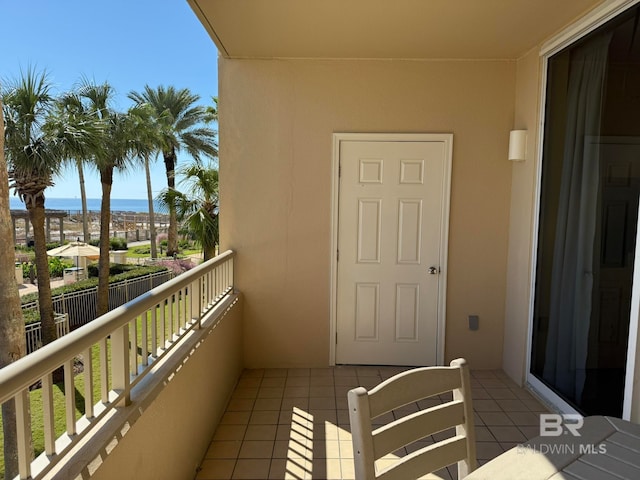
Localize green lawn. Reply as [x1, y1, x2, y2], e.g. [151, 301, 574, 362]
[0, 299, 185, 477]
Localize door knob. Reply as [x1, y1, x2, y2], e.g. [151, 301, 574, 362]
[428, 266, 439, 275]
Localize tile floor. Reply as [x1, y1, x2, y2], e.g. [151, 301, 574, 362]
[195, 367, 549, 480]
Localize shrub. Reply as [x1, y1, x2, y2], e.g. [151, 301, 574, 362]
[86, 262, 138, 278]
[19, 257, 73, 279]
[48, 257, 74, 278]
[154, 258, 195, 275]
[20, 265, 169, 306]
[132, 246, 151, 255]
[110, 237, 128, 250]
[87, 237, 127, 250]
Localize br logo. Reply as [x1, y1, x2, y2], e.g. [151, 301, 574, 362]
[539, 414, 583, 437]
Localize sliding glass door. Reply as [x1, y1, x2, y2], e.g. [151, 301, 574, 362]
[532, 5, 640, 417]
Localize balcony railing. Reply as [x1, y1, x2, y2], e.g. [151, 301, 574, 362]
[0, 250, 235, 480]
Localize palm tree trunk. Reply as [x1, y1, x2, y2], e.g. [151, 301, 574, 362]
[97, 167, 113, 317]
[164, 151, 178, 257]
[145, 155, 157, 258]
[0, 98, 31, 480]
[77, 159, 90, 242]
[204, 245, 216, 261]
[29, 196, 56, 345]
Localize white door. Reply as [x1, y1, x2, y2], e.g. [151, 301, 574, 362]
[335, 136, 451, 366]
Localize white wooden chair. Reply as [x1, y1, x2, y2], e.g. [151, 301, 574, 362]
[348, 358, 478, 480]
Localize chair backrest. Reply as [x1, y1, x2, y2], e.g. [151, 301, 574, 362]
[348, 358, 477, 480]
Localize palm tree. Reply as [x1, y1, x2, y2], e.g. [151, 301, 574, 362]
[129, 86, 217, 257]
[159, 161, 219, 261]
[0, 94, 30, 480]
[3, 69, 60, 345]
[55, 92, 99, 243]
[128, 103, 162, 258]
[77, 81, 134, 316]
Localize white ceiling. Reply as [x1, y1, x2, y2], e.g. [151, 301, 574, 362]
[188, 0, 604, 59]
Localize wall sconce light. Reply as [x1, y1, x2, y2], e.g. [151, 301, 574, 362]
[508, 129, 527, 161]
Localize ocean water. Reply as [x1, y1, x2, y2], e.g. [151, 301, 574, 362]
[9, 197, 158, 213]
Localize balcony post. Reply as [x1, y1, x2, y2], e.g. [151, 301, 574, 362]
[110, 324, 131, 406]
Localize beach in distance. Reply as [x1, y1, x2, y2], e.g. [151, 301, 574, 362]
[9, 197, 159, 214]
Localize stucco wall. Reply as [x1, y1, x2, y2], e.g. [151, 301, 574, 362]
[502, 49, 542, 384]
[219, 59, 515, 369]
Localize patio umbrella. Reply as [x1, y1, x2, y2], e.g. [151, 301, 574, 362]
[47, 241, 100, 258]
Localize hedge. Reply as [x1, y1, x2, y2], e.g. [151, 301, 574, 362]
[20, 265, 168, 307]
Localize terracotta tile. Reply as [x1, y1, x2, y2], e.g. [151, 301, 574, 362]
[261, 376, 286, 388]
[268, 458, 287, 479]
[471, 370, 499, 379]
[309, 386, 335, 398]
[213, 424, 247, 441]
[495, 398, 529, 412]
[475, 426, 496, 442]
[232, 387, 259, 400]
[236, 377, 262, 389]
[475, 441, 504, 460]
[339, 440, 354, 458]
[257, 387, 284, 399]
[196, 459, 236, 479]
[204, 440, 242, 459]
[253, 398, 282, 411]
[284, 386, 309, 398]
[226, 398, 255, 412]
[232, 459, 271, 479]
[488, 426, 526, 443]
[507, 411, 541, 426]
[477, 411, 514, 426]
[471, 399, 501, 412]
[518, 425, 540, 440]
[309, 396, 336, 410]
[288, 368, 311, 377]
[286, 376, 311, 387]
[310, 376, 335, 386]
[472, 388, 492, 399]
[478, 378, 510, 388]
[245, 424, 277, 441]
[309, 409, 337, 424]
[486, 388, 517, 399]
[263, 368, 288, 378]
[334, 376, 358, 386]
[238, 440, 274, 459]
[280, 397, 309, 410]
[340, 458, 356, 478]
[324, 459, 343, 479]
[250, 410, 280, 425]
[221, 411, 251, 425]
[310, 367, 334, 377]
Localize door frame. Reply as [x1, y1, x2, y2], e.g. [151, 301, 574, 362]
[525, 0, 640, 419]
[329, 133, 453, 366]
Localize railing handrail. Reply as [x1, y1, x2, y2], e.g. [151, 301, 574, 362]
[0, 249, 235, 406]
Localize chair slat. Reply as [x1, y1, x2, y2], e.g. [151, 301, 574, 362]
[378, 435, 468, 480]
[373, 400, 465, 458]
[368, 367, 461, 418]
[348, 358, 477, 479]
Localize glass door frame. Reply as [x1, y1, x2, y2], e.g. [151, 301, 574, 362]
[525, 0, 640, 420]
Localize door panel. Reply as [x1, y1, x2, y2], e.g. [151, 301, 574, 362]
[336, 139, 449, 366]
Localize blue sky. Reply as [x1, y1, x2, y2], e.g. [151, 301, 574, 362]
[1, 0, 219, 200]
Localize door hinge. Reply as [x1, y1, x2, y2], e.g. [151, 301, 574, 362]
[336, 331, 338, 344]
[337, 249, 339, 262]
[338, 162, 342, 178]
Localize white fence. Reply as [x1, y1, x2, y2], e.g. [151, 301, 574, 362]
[21, 270, 174, 332]
[24, 314, 70, 354]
